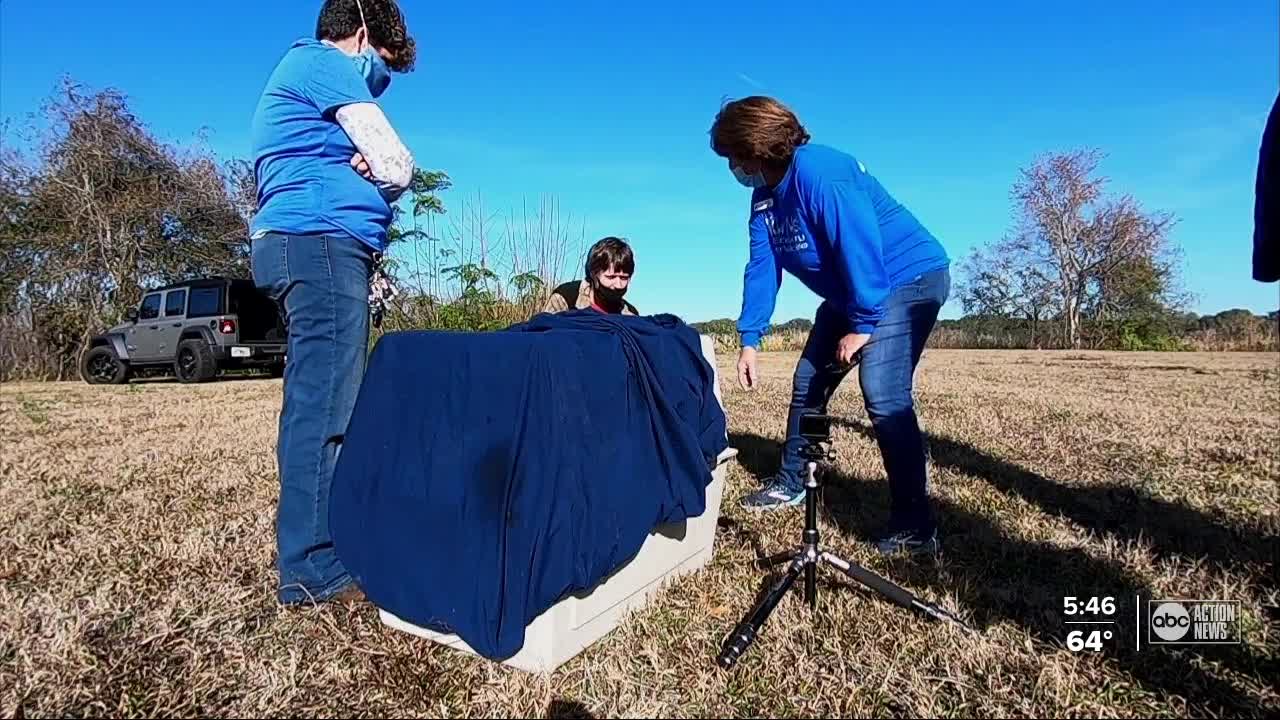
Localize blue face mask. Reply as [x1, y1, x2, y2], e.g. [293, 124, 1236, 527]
[349, 0, 391, 98]
[354, 46, 391, 98]
[732, 165, 767, 189]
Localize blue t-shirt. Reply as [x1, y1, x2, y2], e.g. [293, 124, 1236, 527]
[249, 38, 392, 252]
[737, 144, 950, 347]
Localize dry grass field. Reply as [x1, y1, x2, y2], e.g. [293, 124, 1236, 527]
[2, 349, 1277, 718]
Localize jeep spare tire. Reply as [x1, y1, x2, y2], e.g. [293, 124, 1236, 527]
[80, 345, 129, 385]
[175, 339, 217, 383]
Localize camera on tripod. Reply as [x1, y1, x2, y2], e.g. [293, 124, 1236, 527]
[715, 410, 972, 670]
[798, 412, 830, 442]
[797, 412, 835, 462]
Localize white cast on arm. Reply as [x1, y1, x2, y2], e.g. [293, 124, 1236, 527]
[335, 102, 415, 199]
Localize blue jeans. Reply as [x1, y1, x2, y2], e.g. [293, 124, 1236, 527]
[252, 232, 373, 603]
[777, 267, 950, 535]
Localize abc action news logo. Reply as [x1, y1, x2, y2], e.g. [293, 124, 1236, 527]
[1148, 600, 1241, 644]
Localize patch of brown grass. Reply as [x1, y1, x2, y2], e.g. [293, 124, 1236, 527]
[2, 350, 1277, 717]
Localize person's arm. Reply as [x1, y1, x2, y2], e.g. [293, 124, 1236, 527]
[335, 103, 415, 201]
[542, 284, 571, 314]
[736, 203, 783, 348]
[299, 50, 414, 201]
[811, 178, 889, 334]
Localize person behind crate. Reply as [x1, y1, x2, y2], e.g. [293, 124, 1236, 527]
[248, 0, 417, 606]
[543, 237, 640, 316]
[709, 95, 951, 557]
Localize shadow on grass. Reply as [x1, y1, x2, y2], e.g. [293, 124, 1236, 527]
[545, 699, 595, 719]
[726, 430, 1276, 717]
[832, 418, 1277, 576]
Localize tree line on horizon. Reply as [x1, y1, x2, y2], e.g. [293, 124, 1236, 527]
[1, 80, 1274, 381]
[692, 307, 1279, 353]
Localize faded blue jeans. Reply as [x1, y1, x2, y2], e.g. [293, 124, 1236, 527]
[252, 232, 373, 604]
[777, 267, 950, 536]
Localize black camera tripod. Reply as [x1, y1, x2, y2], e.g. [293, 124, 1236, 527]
[717, 432, 974, 670]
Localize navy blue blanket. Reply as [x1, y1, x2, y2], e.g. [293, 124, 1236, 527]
[329, 311, 728, 660]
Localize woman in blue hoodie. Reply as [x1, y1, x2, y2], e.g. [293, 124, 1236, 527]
[710, 96, 951, 556]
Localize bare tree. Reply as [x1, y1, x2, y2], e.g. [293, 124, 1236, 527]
[1012, 150, 1176, 348]
[503, 194, 586, 319]
[379, 178, 585, 333]
[224, 158, 258, 226]
[0, 78, 251, 379]
[959, 234, 1058, 347]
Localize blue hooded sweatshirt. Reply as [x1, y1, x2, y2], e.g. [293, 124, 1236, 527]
[737, 144, 950, 347]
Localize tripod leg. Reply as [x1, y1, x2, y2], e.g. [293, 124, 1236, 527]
[757, 550, 798, 570]
[803, 461, 819, 609]
[805, 561, 817, 609]
[717, 556, 805, 670]
[821, 552, 975, 634]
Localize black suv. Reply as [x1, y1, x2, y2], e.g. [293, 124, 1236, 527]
[80, 277, 288, 384]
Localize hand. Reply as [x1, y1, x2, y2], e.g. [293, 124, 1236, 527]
[836, 333, 871, 366]
[350, 152, 373, 180]
[737, 346, 759, 391]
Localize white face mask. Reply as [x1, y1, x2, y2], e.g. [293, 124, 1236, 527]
[732, 165, 767, 189]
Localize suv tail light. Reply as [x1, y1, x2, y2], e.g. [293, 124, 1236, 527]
[219, 319, 236, 334]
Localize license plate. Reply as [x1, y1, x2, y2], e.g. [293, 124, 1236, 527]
[231, 346, 251, 358]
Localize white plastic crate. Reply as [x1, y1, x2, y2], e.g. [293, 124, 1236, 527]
[378, 335, 736, 673]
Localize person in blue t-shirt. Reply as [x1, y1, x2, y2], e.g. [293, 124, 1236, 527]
[249, 0, 417, 605]
[709, 96, 952, 556]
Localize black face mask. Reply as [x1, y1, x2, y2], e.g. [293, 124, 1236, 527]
[593, 284, 627, 305]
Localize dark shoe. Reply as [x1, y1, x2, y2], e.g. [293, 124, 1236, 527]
[873, 530, 940, 557]
[741, 479, 805, 511]
[279, 583, 366, 608]
[329, 585, 367, 604]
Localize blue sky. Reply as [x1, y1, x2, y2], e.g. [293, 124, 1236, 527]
[2, 1, 1277, 323]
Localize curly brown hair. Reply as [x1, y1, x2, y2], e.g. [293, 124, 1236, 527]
[709, 96, 810, 164]
[316, 0, 417, 72]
